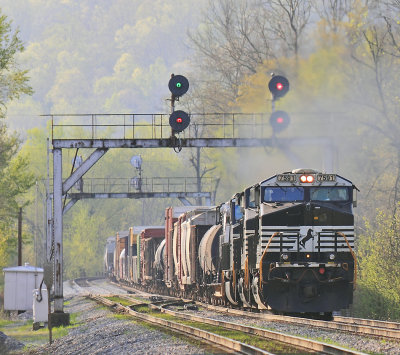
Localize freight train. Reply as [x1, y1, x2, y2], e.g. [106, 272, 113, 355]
[105, 169, 358, 317]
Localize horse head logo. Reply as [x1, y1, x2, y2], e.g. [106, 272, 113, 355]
[299, 228, 314, 248]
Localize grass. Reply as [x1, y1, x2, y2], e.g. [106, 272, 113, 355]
[0, 319, 13, 327]
[105, 296, 135, 307]
[0, 311, 81, 350]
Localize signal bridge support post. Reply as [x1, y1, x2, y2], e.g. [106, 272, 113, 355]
[52, 148, 70, 326]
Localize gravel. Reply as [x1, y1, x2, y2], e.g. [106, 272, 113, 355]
[14, 280, 208, 355]
[0, 331, 24, 354]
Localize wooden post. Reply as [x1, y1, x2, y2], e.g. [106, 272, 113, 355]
[18, 207, 22, 266]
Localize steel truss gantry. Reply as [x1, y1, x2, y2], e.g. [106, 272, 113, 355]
[47, 113, 336, 323]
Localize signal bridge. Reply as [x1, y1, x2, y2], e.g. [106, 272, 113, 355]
[46, 112, 335, 326]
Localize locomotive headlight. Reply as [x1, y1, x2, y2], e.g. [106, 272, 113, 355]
[300, 175, 314, 183]
[281, 253, 289, 261]
[329, 253, 336, 260]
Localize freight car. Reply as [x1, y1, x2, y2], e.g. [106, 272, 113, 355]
[107, 169, 357, 317]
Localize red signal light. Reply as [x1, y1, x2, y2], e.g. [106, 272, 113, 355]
[169, 110, 190, 132]
[319, 267, 326, 275]
[270, 110, 290, 134]
[269, 75, 289, 100]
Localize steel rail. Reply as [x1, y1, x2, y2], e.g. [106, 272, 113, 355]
[198, 302, 400, 340]
[333, 316, 400, 331]
[155, 302, 366, 355]
[88, 294, 274, 355]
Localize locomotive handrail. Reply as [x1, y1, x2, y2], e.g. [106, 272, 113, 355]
[336, 232, 358, 290]
[259, 232, 281, 289]
[244, 257, 249, 289]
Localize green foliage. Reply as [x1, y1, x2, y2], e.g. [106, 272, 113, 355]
[64, 206, 108, 279]
[0, 123, 35, 270]
[354, 210, 400, 320]
[0, 10, 32, 116]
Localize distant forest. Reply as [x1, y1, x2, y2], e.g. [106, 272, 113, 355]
[1, 0, 400, 319]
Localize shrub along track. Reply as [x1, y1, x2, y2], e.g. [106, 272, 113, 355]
[88, 294, 366, 355]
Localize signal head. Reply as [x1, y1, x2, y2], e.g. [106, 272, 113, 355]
[169, 110, 190, 132]
[168, 75, 189, 97]
[268, 75, 289, 100]
[270, 110, 290, 134]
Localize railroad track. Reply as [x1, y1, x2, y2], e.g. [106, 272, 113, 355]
[73, 276, 105, 287]
[88, 293, 366, 355]
[198, 302, 400, 341]
[333, 315, 400, 331]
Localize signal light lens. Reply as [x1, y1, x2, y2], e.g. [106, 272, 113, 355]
[319, 267, 326, 275]
[168, 75, 189, 97]
[268, 75, 289, 99]
[169, 110, 190, 132]
[300, 175, 307, 183]
[307, 175, 314, 183]
[270, 110, 290, 134]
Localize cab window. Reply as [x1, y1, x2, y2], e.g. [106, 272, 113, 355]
[263, 187, 304, 202]
[310, 187, 349, 201]
[248, 188, 256, 208]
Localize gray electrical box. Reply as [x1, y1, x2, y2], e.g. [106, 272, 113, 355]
[3, 263, 44, 311]
[33, 288, 48, 323]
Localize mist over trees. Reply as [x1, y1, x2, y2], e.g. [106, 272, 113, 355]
[1, 0, 400, 318]
[190, 0, 400, 319]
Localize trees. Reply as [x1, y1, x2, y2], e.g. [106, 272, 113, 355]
[0, 10, 32, 116]
[187, 0, 313, 111]
[0, 9, 34, 270]
[355, 210, 400, 320]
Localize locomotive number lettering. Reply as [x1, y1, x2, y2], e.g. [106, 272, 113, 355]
[316, 174, 336, 182]
[277, 174, 297, 182]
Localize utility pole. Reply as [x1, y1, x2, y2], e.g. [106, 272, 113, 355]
[18, 207, 22, 266]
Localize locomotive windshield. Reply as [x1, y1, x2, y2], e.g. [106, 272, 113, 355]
[263, 187, 304, 202]
[310, 187, 349, 201]
[262, 186, 350, 202]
